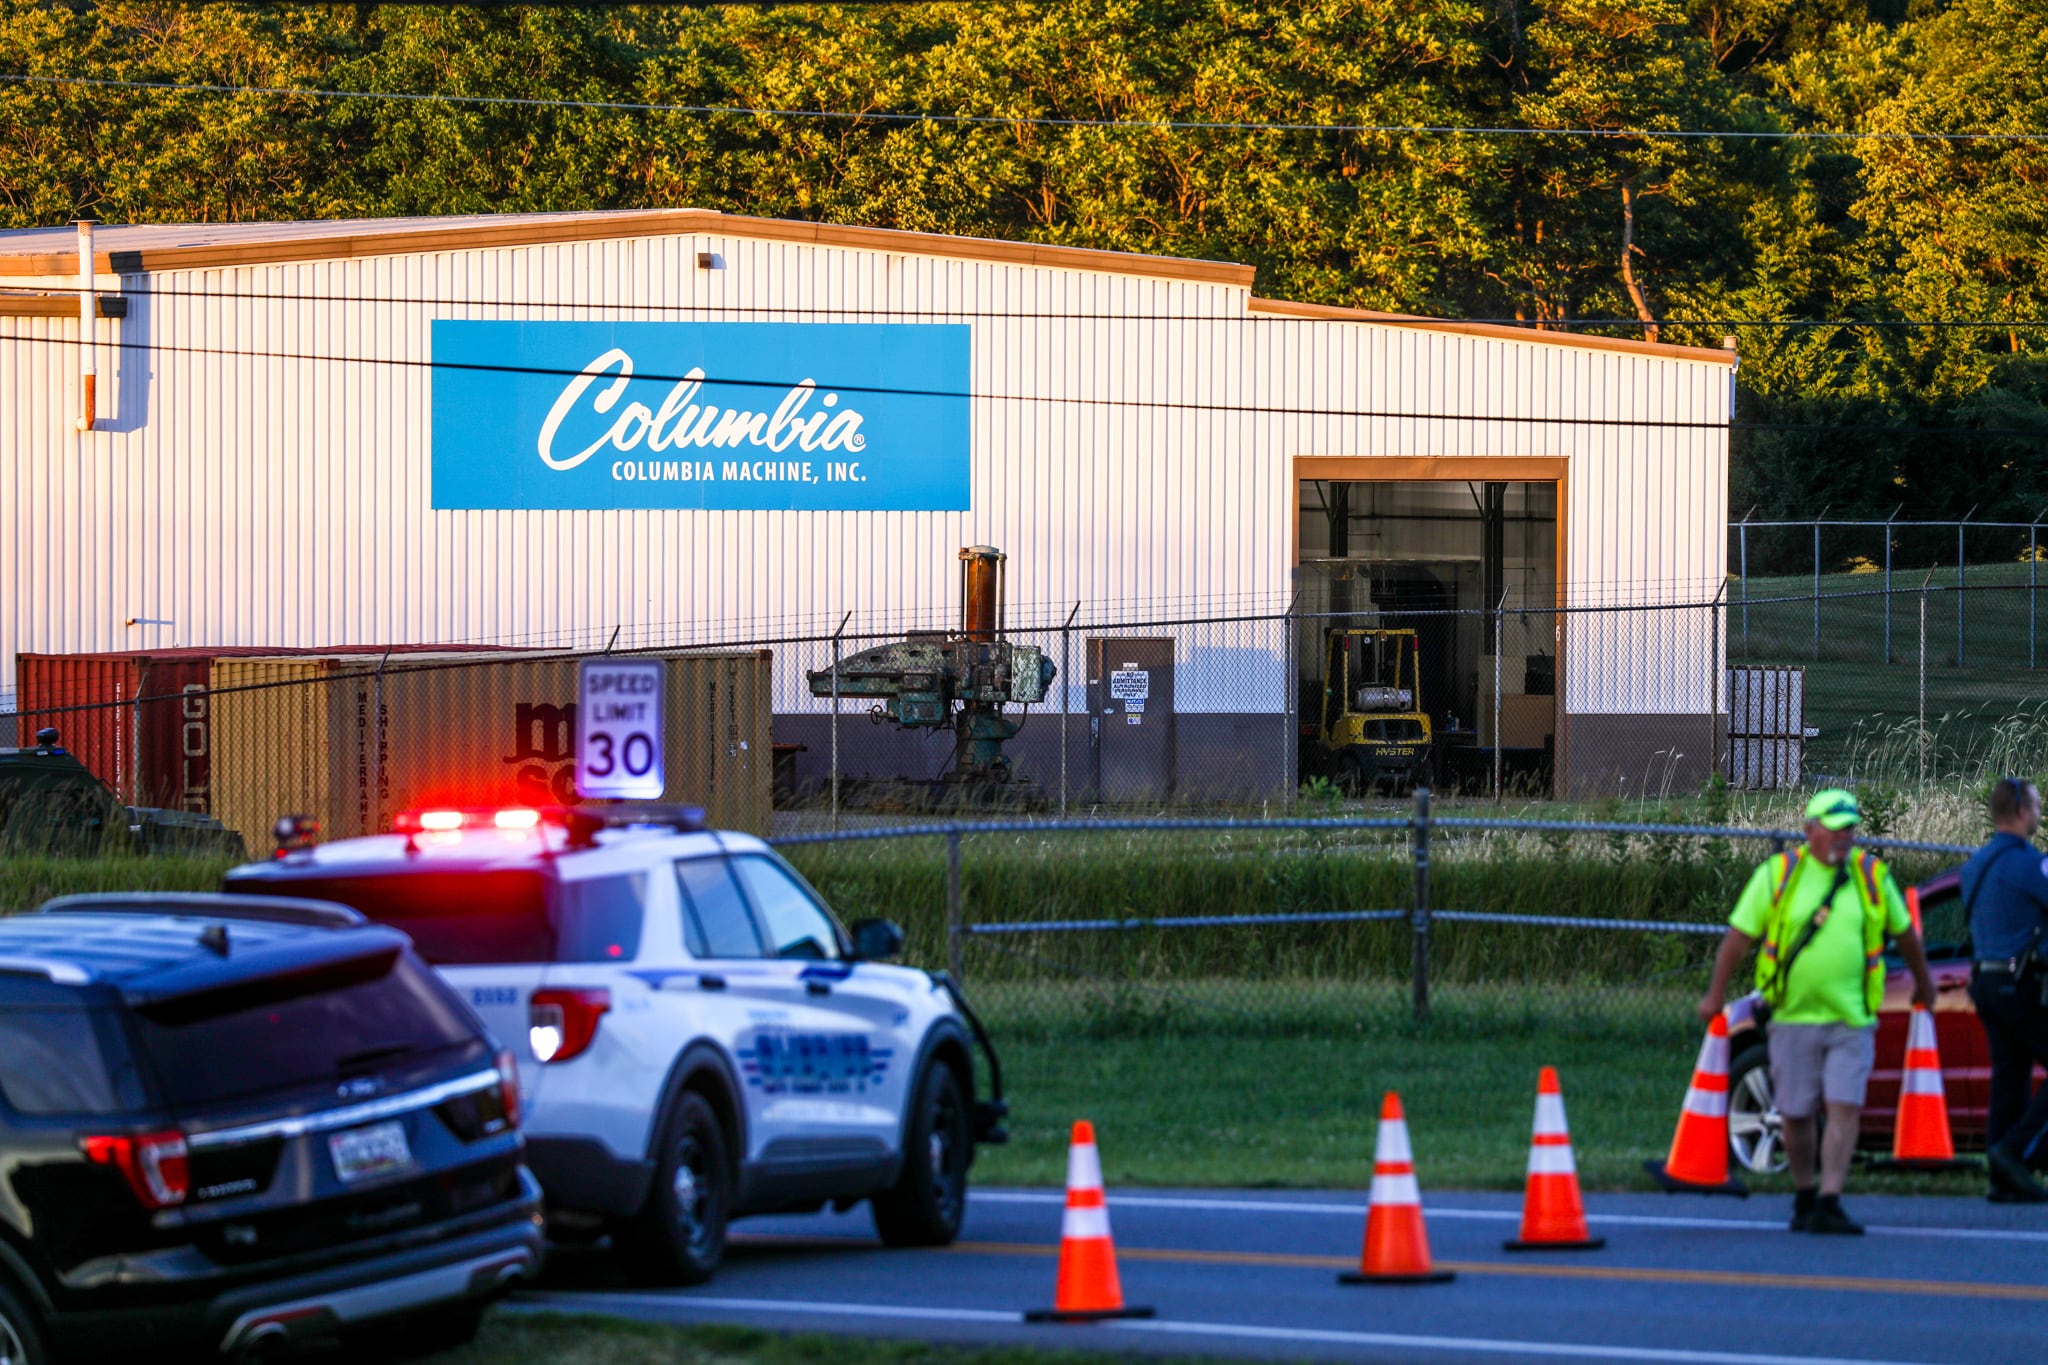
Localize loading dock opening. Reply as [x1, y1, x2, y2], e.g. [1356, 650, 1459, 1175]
[1297, 474, 1559, 795]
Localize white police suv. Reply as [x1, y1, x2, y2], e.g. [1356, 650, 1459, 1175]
[223, 805, 1005, 1285]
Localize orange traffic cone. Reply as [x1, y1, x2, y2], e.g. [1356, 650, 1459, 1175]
[1338, 1092, 1455, 1284]
[1872, 1005, 1977, 1173]
[1505, 1067, 1605, 1251]
[1643, 1013, 1747, 1196]
[1025, 1121, 1154, 1322]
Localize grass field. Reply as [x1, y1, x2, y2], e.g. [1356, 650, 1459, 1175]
[1731, 564, 2048, 777]
[440, 1314, 1205, 1365]
[972, 995, 1700, 1191]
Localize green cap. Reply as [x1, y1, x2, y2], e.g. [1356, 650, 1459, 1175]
[1804, 788, 1861, 830]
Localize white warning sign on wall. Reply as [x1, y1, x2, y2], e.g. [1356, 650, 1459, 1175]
[1109, 669, 1150, 702]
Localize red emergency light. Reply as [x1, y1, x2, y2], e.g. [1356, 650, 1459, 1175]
[389, 803, 706, 848]
[392, 807, 545, 835]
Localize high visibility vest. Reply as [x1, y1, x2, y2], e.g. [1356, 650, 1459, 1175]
[1755, 846, 1890, 1016]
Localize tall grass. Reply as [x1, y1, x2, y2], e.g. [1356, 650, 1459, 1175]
[782, 822, 1955, 990]
[0, 853, 232, 911]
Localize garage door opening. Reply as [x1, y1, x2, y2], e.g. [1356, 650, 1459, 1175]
[1298, 479, 1558, 794]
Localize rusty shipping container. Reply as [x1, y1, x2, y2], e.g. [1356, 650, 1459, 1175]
[15, 646, 507, 814]
[17, 651, 223, 810]
[208, 651, 772, 852]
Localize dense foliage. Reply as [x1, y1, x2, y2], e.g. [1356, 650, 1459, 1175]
[4, 0, 2046, 532]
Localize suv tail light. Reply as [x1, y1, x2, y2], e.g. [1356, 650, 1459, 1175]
[495, 1047, 523, 1127]
[529, 988, 610, 1064]
[82, 1130, 190, 1209]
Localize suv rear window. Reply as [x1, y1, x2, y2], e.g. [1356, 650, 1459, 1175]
[130, 951, 478, 1109]
[0, 1007, 132, 1116]
[229, 871, 646, 965]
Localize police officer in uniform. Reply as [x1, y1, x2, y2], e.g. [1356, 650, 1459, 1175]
[1962, 777, 2048, 1203]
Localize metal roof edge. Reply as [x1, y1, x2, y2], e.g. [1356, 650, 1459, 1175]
[0, 290, 127, 319]
[0, 209, 1259, 289]
[1245, 296, 1737, 365]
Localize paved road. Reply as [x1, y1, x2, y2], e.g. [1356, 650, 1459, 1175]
[518, 1187, 2048, 1365]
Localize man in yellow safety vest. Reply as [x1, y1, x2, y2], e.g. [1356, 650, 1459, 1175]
[1698, 789, 1936, 1234]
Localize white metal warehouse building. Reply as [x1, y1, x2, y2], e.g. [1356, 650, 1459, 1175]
[0, 209, 1735, 798]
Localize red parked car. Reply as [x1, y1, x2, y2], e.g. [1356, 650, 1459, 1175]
[1724, 868, 2018, 1174]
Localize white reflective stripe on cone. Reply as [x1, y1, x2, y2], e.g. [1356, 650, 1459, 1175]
[1067, 1141, 1104, 1192]
[1682, 1087, 1729, 1118]
[1375, 1121, 1414, 1165]
[1902, 1070, 1946, 1096]
[1534, 1093, 1569, 1136]
[1698, 1033, 1729, 1074]
[1061, 1203, 1112, 1241]
[1909, 1010, 1938, 1049]
[1527, 1144, 1578, 1176]
[1369, 1172, 1422, 1206]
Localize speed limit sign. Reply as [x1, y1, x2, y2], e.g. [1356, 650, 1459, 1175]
[575, 659, 665, 800]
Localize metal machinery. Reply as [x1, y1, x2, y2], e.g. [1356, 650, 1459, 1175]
[0, 728, 247, 857]
[1312, 628, 1435, 794]
[806, 547, 1056, 793]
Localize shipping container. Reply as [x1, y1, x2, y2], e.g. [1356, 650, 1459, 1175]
[16, 646, 509, 815]
[209, 651, 773, 853]
[208, 657, 341, 860]
[18, 652, 219, 810]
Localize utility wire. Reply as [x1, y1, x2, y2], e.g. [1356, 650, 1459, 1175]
[4, 281, 2048, 331]
[6, 71, 2048, 143]
[5, 329, 1735, 429]
[9, 329, 2048, 437]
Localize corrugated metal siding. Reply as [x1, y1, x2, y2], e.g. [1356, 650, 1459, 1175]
[1, 230, 1728, 721]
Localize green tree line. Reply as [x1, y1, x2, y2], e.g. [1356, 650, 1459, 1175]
[4, 0, 2046, 548]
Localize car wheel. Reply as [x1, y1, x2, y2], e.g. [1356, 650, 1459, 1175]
[1728, 1042, 1787, 1176]
[872, 1062, 971, 1247]
[616, 1091, 731, 1285]
[0, 1276, 50, 1365]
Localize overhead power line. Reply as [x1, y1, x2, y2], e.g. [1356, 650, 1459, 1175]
[9, 329, 2048, 437]
[6, 329, 1734, 429]
[6, 71, 2048, 143]
[4, 282, 2048, 331]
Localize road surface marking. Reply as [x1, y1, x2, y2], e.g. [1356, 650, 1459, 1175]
[974, 1189, 2048, 1243]
[518, 1291, 1944, 1365]
[724, 1232, 2048, 1301]
[948, 1239, 2048, 1301]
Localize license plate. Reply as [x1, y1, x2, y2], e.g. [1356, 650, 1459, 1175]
[328, 1120, 414, 1184]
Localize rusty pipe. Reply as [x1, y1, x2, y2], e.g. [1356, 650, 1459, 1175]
[959, 545, 1005, 643]
[76, 219, 95, 433]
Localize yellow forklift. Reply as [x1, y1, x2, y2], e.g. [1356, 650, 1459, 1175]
[1313, 628, 1434, 795]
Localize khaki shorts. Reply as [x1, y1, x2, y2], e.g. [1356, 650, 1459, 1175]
[1768, 1022, 1876, 1119]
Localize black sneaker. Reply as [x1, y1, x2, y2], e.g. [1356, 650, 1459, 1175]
[1789, 1188, 1818, 1232]
[1806, 1197, 1864, 1236]
[1987, 1146, 2048, 1204]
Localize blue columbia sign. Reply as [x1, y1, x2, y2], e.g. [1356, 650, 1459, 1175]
[430, 321, 971, 510]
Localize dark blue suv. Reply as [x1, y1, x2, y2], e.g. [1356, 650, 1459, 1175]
[0, 893, 541, 1361]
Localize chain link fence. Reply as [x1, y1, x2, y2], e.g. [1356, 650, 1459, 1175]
[771, 799, 1976, 1045]
[4, 582, 2046, 858]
